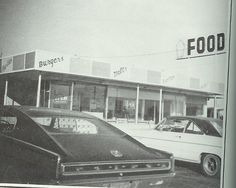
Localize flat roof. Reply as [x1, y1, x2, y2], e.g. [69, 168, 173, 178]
[0, 69, 222, 97]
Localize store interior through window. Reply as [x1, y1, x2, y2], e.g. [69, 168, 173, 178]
[72, 83, 106, 118]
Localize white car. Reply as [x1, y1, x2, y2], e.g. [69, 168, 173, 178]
[123, 116, 223, 177]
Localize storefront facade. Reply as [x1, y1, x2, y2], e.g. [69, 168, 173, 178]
[0, 50, 223, 124]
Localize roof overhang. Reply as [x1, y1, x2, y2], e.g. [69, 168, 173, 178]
[0, 69, 223, 98]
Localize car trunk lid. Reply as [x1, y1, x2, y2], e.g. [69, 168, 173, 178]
[50, 134, 169, 162]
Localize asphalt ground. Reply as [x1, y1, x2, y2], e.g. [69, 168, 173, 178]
[160, 161, 221, 188]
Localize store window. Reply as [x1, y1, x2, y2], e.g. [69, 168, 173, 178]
[186, 96, 206, 116]
[40, 80, 50, 107]
[163, 93, 185, 117]
[186, 103, 203, 116]
[50, 82, 71, 109]
[115, 98, 136, 119]
[138, 99, 159, 122]
[138, 89, 160, 123]
[72, 83, 106, 117]
[144, 100, 156, 120]
[107, 97, 136, 120]
[163, 100, 171, 117]
[107, 87, 136, 121]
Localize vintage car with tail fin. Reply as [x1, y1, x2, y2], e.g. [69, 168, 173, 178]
[0, 105, 175, 187]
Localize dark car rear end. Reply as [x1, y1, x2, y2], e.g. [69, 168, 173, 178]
[52, 134, 174, 186]
[44, 118, 175, 186]
[1, 106, 175, 187]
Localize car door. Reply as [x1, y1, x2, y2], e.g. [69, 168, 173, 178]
[153, 118, 190, 159]
[129, 118, 190, 160]
[179, 120, 222, 163]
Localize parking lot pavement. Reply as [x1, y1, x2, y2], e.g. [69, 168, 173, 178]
[160, 161, 221, 188]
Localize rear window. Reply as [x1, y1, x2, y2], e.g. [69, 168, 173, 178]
[193, 119, 222, 137]
[28, 113, 121, 137]
[32, 117, 98, 134]
[210, 119, 223, 137]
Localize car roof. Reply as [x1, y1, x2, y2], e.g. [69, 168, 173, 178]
[166, 116, 222, 122]
[2, 105, 95, 118]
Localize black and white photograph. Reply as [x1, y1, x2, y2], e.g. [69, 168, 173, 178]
[0, 0, 234, 187]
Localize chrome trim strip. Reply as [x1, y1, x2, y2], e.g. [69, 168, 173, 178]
[61, 160, 171, 176]
[1, 134, 60, 158]
[135, 135, 222, 148]
[55, 155, 61, 179]
[62, 166, 170, 176]
[61, 159, 171, 166]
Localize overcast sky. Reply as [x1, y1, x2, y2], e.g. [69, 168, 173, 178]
[0, 0, 230, 83]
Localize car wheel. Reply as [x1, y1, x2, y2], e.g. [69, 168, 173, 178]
[2, 166, 23, 183]
[201, 154, 221, 177]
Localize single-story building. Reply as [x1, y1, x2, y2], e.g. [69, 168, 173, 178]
[0, 50, 223, 125]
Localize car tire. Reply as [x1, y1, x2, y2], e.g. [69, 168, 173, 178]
[2, 165, 23, 183]
[201, 154, 221, 177]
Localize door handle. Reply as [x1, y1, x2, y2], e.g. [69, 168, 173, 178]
[176, 135, 181, 138]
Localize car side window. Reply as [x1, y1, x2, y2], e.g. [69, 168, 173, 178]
[0, 109, 17, 134]
[185, 121, 203, 135]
